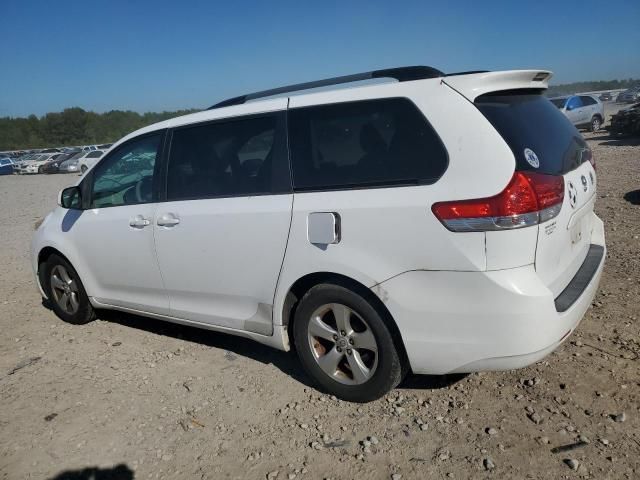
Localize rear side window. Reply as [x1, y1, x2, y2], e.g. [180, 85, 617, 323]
[166, 114, 289, 201]
[476, 91, 589, 175]
[288, 98, 448, 191]
[87, 151, 103, 158]
[579, 96, 597, 106]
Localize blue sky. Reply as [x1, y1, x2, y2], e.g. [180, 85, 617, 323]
[1, 0, 639, 117]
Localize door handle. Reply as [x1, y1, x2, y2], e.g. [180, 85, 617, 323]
[157, 213, 180, 227]
[129, 215, 150, 228]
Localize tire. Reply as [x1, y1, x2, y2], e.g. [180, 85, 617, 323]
[42, 254, 95, 325]
[81, 165, 87, 174]
[38, 166, 44, 174]
[590, 116, 602, 132]
[293, 283, 406, 402]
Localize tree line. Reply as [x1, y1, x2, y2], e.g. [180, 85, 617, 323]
[546, 78, 639, 97]
[2, 77, 639, 151]
[0, 107, 199, 151]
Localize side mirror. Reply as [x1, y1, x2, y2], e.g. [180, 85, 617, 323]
[58, 186, 82, 209]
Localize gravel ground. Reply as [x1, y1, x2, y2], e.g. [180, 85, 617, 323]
[0, 131, 638, 480]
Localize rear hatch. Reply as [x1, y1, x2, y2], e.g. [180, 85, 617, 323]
[474, 90, 596, 296]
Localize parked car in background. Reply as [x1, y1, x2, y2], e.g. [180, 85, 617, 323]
[0, 158, 15, 175]
[40, 148, 61, 154]
[78, 150, 104, 173]
[618, 87, 640, 103]
[96, 143, 113, 150]
[41, 152, 78, 174]
[15, 153, 60, 174]
[609, 102, 640, 136]
[32, 67, 605, 402]
[550, 95, 604, 131]
[598, 92, 613, 101]
[58, 154, 83, 173]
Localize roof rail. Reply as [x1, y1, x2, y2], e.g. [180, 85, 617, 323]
[208, 65, 444, 109]
[445, 70, 490, 77]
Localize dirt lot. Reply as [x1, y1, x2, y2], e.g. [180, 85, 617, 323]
[1, 132, 638, 480]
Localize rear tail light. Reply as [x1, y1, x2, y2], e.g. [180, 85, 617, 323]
[582, 148, 595, 171]
[432, 171, 564, 232]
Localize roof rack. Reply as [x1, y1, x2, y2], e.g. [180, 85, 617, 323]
[208, 65, 445, 109]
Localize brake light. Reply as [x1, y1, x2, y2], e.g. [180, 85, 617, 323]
[432, 171, 564, 232]
[582, 148, 596, 171]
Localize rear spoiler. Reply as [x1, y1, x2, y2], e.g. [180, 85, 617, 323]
[443, 70, 553, 101]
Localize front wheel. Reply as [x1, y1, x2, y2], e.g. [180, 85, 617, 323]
[293, 283, 406, 402]
[590, 116, 602, 132]
[81, 165, 88, 174]
[42, 254, 95, 325]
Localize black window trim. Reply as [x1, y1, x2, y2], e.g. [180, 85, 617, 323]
[81, 129, 168, 210]
[286, 96, 449, 194]
[162, 110, 292, 203]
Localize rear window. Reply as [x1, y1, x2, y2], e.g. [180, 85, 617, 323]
[288, 98, 448, 191]
[476, 91, 588, 175]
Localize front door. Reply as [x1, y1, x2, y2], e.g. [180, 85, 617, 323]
[71, 132, 169, 314]
[153, 108, 292, 335]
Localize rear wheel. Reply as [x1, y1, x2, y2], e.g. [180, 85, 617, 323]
[42, 254, 95, 325]
[590, 116, 602, 132]
[293, 283, 405, 402]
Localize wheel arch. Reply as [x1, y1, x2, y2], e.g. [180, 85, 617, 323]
[37, 246, 73, 296]
[281, 271, 410, 370]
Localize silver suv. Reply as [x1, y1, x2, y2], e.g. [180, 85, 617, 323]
[550, 95, 604, 131]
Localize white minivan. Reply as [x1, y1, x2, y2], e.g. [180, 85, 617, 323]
[32, 67, 605, 402]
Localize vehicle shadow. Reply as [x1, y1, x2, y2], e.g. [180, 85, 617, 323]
[595, 136, 640, 147]
[96, 309, 464, 394]
[96, 309, 314, 389]
[48, 463, 133, 480]
[624, 189, 640, 205]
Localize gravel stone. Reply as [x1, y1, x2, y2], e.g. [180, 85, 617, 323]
[564, 459, 579, 471]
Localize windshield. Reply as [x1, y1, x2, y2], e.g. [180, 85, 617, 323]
[476, 91, 588, 175]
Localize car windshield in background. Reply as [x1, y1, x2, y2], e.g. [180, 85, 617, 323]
[475, 92, 588, 175]
[550, 98, 567, 109]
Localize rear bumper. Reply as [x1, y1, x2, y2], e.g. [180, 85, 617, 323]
[373, 215, 605, 375]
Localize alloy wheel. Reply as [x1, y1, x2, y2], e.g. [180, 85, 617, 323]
[50, 265, 80, 314]
[307, 303, 378, 385]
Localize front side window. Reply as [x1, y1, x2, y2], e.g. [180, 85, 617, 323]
[288, 98, 448, 191]
[167, 115, 287, 201]
[566, 96, 583, 110]
[90, 134, 161, 208]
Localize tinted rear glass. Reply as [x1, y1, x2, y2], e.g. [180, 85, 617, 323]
[476, 91, 588, 175]
[289, 98, 448, 190]
[167, 114, 289, 200]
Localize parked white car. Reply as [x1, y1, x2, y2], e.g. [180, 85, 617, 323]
[78, 150, 105, 173]
[32, 67, 605, 402]
[16, 153, 60, 174]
